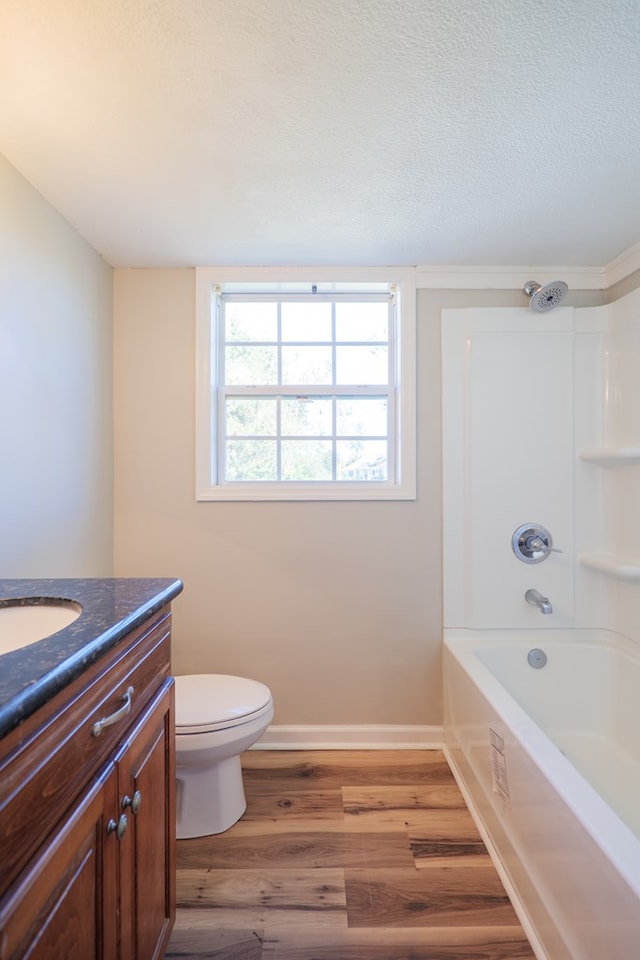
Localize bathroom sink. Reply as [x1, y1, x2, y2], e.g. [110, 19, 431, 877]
[0, 600, 82, 655]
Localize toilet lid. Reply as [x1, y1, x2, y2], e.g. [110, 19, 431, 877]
[174, 674, 272, 733]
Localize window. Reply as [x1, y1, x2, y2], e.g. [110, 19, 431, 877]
[195, 268, 416, 501]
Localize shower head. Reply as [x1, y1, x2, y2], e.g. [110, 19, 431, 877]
[523, 280, 568, 312]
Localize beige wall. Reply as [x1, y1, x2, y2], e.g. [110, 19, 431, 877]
[0, 155, 113, 577]
[112, 270, 605, 725]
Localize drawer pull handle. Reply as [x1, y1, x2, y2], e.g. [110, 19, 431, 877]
[122, 790, 142, 815]
[107, 814, 128, 839]
[92, 686, 134, 737]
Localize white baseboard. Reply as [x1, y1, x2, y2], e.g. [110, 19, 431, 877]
[252, 724, 444, 750]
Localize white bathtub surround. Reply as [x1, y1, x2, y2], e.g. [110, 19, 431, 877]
[441, 290, 640, 960]
[441, 306, 578, 630]
[584, 288, 640, 642]
[444, 629, 640, 960]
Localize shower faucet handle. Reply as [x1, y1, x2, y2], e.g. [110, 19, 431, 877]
[512, 523, 561, 563]
[528, 536, 562, 555]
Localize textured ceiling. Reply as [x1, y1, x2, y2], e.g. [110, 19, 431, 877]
[1, 0, 639, 268]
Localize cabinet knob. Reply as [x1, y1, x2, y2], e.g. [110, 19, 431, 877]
[122, 790, 142, 815]
[107, 814, 128, 839]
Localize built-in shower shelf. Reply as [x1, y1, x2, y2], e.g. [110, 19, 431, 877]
[579, 447, 640, 467]
[579, 554, 640, 581]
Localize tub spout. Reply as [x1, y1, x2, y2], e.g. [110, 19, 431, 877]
[525, 588, 553, 614]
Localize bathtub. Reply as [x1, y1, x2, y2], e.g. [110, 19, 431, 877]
[443, 628, 640, 960]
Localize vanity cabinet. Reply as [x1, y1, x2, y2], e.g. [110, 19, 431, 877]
[0, 606, 176, 960]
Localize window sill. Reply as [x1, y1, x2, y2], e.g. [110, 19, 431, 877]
[196, 481, 416, 502]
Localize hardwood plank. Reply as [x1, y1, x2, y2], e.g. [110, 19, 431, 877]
[340, 942, 536, 959]
[405, 808, 491, 867]
[410, 837, 490, 867]
[261, 931, 356, 959]
[168, 922, 536, 960]
[309, 925, 536, 949]
[244, 789, 344, 821]
[262, 928, 536, 960]
[164, 926, 264, 959]
[344, 866, 522, 928]
[176, 868, 346, 912]
[403, 808, 482, 836]
[222, 819, 412, 838]
[242, 750, 455, 790]
[172, 907, 347, 936]
[177, 824, 413, 870]
[356, 826, 415, 869]
[342, 784, 467, 819]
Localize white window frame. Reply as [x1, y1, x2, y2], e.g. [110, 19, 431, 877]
[195, 266, 416, 501]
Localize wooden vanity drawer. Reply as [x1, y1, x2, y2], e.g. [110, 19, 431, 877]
[0, 612, 171, 895]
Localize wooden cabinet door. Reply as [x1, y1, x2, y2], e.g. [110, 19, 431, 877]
[117, 679, 175, 960]
[0, 764, 119, 960]
[0, 678, 175, 960]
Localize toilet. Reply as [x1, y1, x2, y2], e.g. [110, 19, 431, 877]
[174, 674, 274, 839]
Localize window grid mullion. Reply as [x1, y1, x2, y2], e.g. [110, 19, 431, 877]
[220, 385, 388, 397]
[331, 303, 337, 479]
[276, 303, 282, 480]
[227, 338, 385, 348]
[276, 395, 282, 481]
[387, 298, 396, 482]
[277, 302, 283, 386]
[221, 292, 392, 304]
[216, 300, 226, 484]
[331, 302, 337, 388]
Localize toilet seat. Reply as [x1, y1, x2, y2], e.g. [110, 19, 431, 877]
[175, 674, 273, 735]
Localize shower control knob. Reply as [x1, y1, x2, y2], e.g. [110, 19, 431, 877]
[527, 536, 562, 555]
[512, 523, 560, 563]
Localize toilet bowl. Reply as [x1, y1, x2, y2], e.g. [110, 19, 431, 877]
[174, 674, 273, 839]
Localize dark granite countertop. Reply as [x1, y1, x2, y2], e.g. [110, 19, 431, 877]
[0, 578, 184, 740]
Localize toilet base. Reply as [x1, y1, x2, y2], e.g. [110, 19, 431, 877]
[176, 754, 247, 838]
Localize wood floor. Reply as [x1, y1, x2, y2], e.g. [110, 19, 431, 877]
[165, 749, 536, 959]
